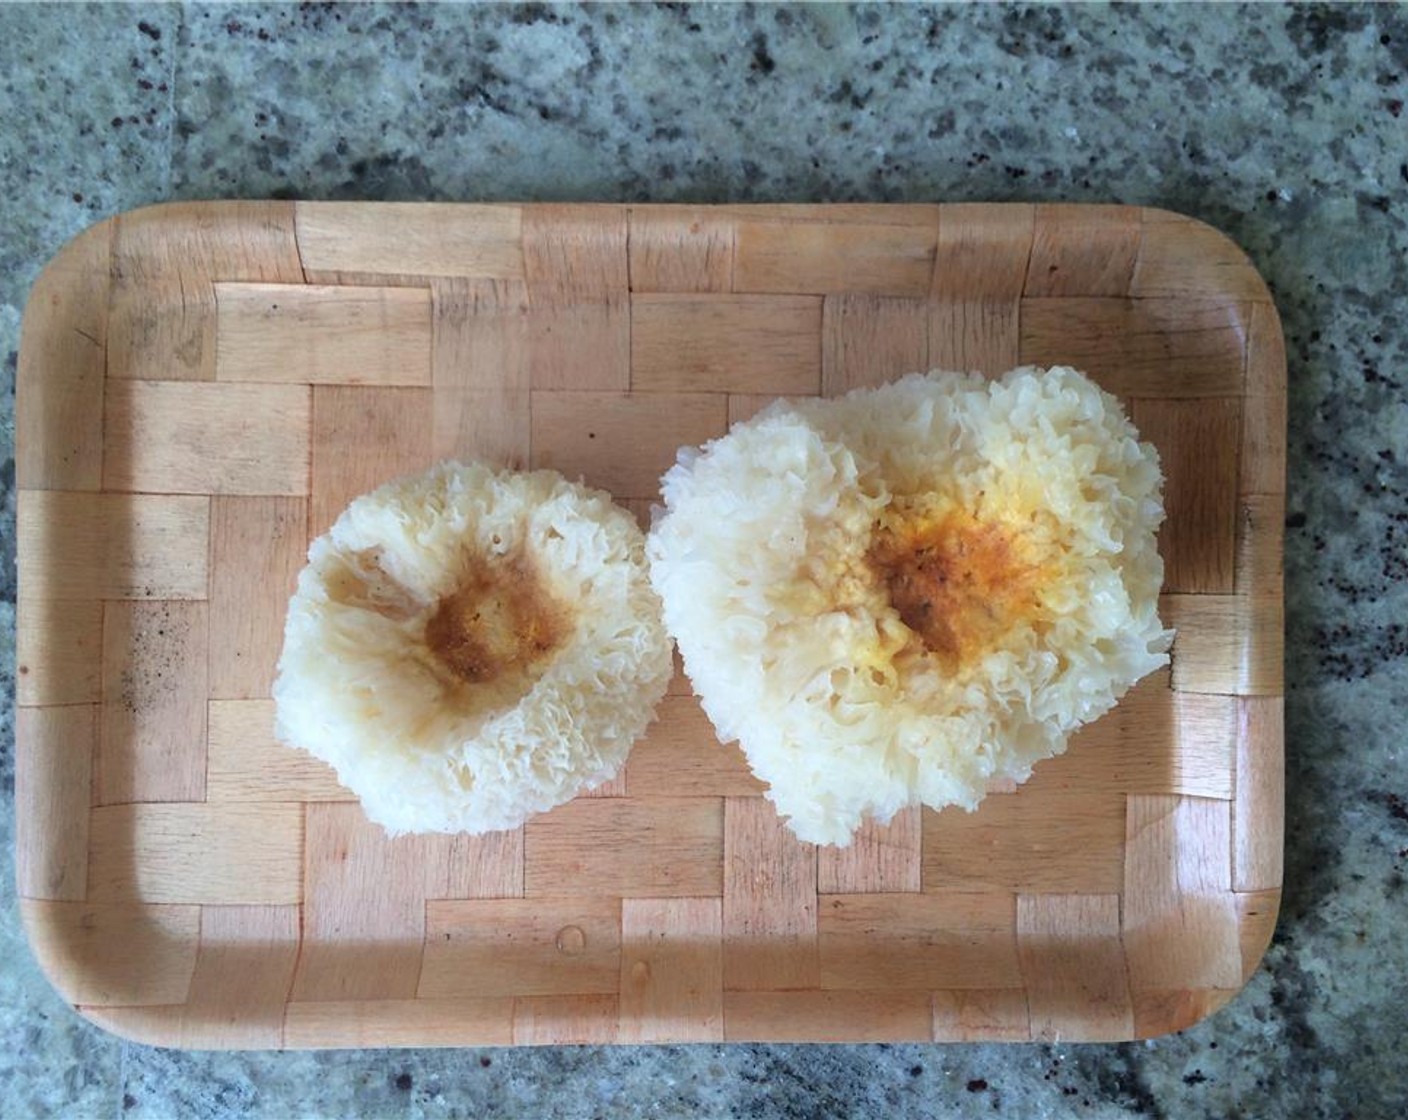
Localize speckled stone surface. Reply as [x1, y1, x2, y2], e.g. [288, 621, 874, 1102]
[1, 3, 1405, 1117]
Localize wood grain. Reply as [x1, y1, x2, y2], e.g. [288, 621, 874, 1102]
[15, 201, 1283, 1048]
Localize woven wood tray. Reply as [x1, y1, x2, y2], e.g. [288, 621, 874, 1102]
[15, 202, 1284, 1049]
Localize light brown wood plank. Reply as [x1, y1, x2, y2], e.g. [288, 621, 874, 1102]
[625, 694, 765, 798]
[214, 282, 432, 385]
[922, 790, 1126, 894]
[87, 803, 303, 906]
[726, 989, 932, 1043]
[1019, 298, 1247, 398]
[22, 899, 200, 1007]
[98, 601, 207, 804]
[1132, 209, 1271, 301]
[1132, 397, 1241, 594]
[628, 208, 734, 293]
[421, 898, 621, 999]
[1024, 203, 1139, 297]
[1123, 795, 1242, 991]
[821, 294, 930, 397]
[530, 390, 727, 499]
[1241, 301, 1287, 496]
[1164, 593, 1282, 696]
[15, 705, 95, 900]
[1017, 893, 1133, 1042]
[735, 219, 937, 296]
[512, 994, 620, 1046]
[293, 803, 463, 1002]
[309, 385, 434, 537]
[17, 599, 103, 707]
[17, 491, 209, 601]
[932, 989, 1032, 1042]
[1020, 671, 1237, 802]
[523, 204, 630, 391]
[17, 219, 111, 490]
[631, 294, 822, 394]
[619, 898, 724, 1043]
[933, 203, 1035, 300]
[928, 299, 1020, 375]
[283, 999, 515, 1048]
[295, 202, 524, 279]
[206, 699, 351, 803]
[817, 807, 922, 894]
[103, 380, 310, 496]
[1236, 888, 1281, 981]
[723, 798, 818, 991]
[1234, 698, 1284, 892]
[525, 797, 724, 898]
[110, 202, 304, 382]
[426, 829, 525, 901]
[818, 893, 1021, 991]
[179, 905, 301, 1049]
[209, 497, 306, 700]
[431, 278, 531, 469]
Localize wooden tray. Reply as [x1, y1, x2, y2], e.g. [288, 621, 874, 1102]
[15, 202, 1285, 1049]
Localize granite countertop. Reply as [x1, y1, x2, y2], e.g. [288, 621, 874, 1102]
[2, 3, 1405, 1117]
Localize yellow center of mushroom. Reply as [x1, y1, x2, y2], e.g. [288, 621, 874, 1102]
[424, 554, 568, 685]
[867, 506, 1049, 671]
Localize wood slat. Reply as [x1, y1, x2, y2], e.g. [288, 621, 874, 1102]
[421, 898, 621, 999]
[1163, 593, 1282, 696]
[725, 990, 932, 1043]
[104, 380, 310, 496]
[430, 278, 531, 468]
[818, 893, 1021, 991]
[821, 295, 930, 397]
[735, 218, 938, 297]
[22, 899, 200, 1007]
[512, 994, 620, 1046]
[933, 203, 1035, 300]
[295, 202, 524, 279]
[631, 294, 822, 394]
[529, 390, 727, 500]
[928, 299, 1020, 375]
[723, 798, 818, 991]
[109, 202, 304, 382]
[1234, 698, 1285, 892]
[207, 699, 349, 803]
[624, 695, 765, 798]
[523, 204, 629, 391]
[1241, 301, 1288, 496]
[16, 598, 103, 707]
[618, 898, 724, 1043]
[283, 999, 515, 1049]
[931, 989, 1033, 1042]
[208, 497, 307, 700]
[1019, 298, 1246, 398]
[214, 283, 432, 386]
[1132, 397, 1242, 594]
[1236, 888, 1281, 980]
[17, 491, 209, 601]
[922, 790, 1127, 894]
[1024, 203, 1139, 298]
[294, 804, 520, 1003]
[628, 208, 734, 293]
[524, 797, 724, 897]
[179, 905, 302, 1049]
[98, 601, 207, 804]
[15, 705, 95, 900]
[87, 803, 303, 906]
[1132, 209, 1271, 301]
[1017, 894, 1133, 1042]
[16, 219, 111, 490]
[309, 386, 434, 537]
[817, 807, 922, 894]
[1123, 795, 1242, 991]
[1020, 671, 1237, 801]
